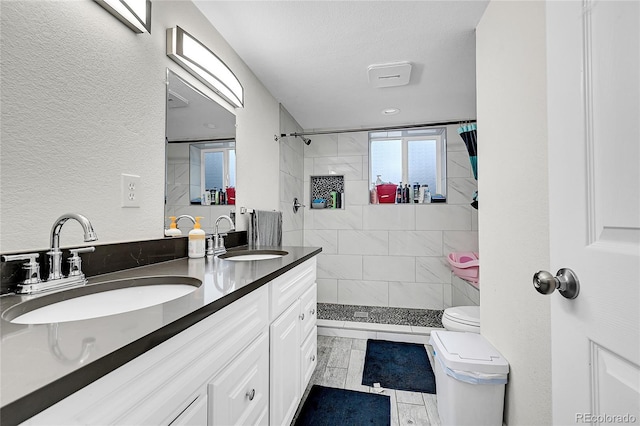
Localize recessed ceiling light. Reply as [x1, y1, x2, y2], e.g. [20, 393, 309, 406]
[204, 123, 217, 129]
[382, 108, 400, 116]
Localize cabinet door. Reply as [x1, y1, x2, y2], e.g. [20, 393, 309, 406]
[208, 333, 269, 426]
[299, 283, 317, 340]
[300, 327, 318, 394]
[269, 300, 301, 426]
[169, 393, 208, 426]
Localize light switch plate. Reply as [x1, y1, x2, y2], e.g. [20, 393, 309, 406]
[121, 173, 141, 208]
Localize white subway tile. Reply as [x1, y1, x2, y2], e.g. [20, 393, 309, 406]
[317, 278, 338, 303]
[304, 133, 338, 157]
[362, 204, 415, 230]
[388, 231, 442, 256]
[317, 254, 363, 280]
[415, 204, 472, 231]
[389, 282, 444, 310]
[362, 256, 415, 282]
[338, 132, 368, 156]
[443, 231, 479, 253]
[447, 177, 478, 205]
[304, 229, 338, 254]
[447, 150, 472, 178]
[338, 280, 389, 306]
[344, 180, 370, 206]
[338, 230, 388, 255]
[313, 156, 363, 181]
[416, 256, 452, 283]
[312, 206, 363, 230]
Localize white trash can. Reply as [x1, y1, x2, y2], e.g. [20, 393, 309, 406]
[429, 330, 509, 426]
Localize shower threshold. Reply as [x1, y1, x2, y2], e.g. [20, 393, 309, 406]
[317, 303, 443, 328]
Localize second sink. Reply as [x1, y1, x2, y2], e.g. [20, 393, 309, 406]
[218, 249, 288, 261]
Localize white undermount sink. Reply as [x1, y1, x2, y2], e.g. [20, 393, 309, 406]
[3, 276, 201, 325]
[218, 250, 288, 261]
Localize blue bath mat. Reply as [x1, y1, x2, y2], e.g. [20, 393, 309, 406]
[362, 339, 436, 394]
[294, 385, 390, 426]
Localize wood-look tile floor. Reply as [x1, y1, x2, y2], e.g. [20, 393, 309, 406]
[292, 335, 442, 426]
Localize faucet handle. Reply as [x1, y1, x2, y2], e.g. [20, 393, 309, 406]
[67, 246, 95, 277]
[2, 253, 42, 284]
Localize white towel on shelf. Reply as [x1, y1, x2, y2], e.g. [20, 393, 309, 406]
[249, 210, 282, 247]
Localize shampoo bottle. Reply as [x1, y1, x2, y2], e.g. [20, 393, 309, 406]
[188, 216, 206, 258]
[165, 216, 182, 237]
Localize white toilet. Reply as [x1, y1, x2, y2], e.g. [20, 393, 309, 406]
[442, 306, 480, 333]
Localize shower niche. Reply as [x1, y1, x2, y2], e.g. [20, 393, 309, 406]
[310, 175, 344, 209]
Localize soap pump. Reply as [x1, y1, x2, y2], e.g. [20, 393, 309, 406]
[188, 216, 206, 258]
[165, 216, 182, 237]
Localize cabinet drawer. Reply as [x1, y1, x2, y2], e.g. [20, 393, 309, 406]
[208, 333, 269, 426]
[299, 282, 317, 340]
[168, 393, 207, 426]
[300, 328, 318, 394]
[270, 258, 316, 321]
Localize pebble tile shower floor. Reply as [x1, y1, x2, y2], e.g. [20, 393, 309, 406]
[317, 303, 444, 328]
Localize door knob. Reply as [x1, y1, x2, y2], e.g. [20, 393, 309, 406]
[533, 268, 580, 299]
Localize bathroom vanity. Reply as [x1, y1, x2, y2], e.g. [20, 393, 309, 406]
[0, 247, 320, 425]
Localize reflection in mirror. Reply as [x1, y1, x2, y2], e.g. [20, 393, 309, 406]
[165, 69, 236, 233]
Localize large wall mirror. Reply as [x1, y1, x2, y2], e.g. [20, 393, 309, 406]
[165, 69, 236, 232]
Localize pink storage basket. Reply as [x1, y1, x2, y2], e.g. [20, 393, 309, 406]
[447, 252, 479, 284]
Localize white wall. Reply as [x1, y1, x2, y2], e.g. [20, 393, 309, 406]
[476, 1, 552, 424]
[303, 126, 478, 310]
[0, 0, 279, 252]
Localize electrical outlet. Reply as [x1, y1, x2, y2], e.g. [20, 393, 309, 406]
[121, 174, 141, 208]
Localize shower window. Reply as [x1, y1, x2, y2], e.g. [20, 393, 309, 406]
[369, 127, 447, 202]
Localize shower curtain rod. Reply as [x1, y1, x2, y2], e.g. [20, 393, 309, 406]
[280, 119, 476, 138]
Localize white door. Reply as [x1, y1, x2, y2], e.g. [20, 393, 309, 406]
[546, 1, 640, 424]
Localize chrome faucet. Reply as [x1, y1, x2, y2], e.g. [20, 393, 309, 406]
[175, 214, 196, 226]
[48, 213, 98, 280]
[3, 213, 98, 294]
[211, 215, 235, 256]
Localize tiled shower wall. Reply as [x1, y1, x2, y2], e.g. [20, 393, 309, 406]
[303, 125, 478, 310]
[279, 105, 305, 245]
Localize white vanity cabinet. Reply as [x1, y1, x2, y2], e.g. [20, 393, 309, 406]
[20, 256, 318, 426]
[24, 285, 269, 426]
[269, 258, 317, 426]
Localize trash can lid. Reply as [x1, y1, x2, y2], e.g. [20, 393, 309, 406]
[429, 330, 509, 375]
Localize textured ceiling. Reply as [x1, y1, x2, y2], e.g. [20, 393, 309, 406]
[193, 1, 489, 131]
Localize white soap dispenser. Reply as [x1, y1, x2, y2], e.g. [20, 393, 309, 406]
[188, 216, 206, 258]
[165, 216, 182, 237]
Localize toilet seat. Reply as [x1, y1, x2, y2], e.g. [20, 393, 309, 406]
[442, 306, 480, 333]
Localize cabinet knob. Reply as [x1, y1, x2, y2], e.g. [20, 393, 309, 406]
[299, 313, 305, 321]
[311, 355, 316, 362]
[310, 308, 316, 315]
[246, 389, 256, 401]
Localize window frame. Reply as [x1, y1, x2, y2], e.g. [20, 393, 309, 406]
[369, 127, 447, 198]
[200, 146, 235, 192]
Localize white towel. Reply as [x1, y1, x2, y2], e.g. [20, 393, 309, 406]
[249, 210, 282, 247]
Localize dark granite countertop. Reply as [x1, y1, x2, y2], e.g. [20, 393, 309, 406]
[0, 246, 321, 425]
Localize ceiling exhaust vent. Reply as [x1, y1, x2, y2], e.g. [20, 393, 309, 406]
[367, 61, 412, 88]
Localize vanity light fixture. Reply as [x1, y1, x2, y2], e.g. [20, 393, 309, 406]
[167, 26, 244, 108]
[94, 0, 151, 34]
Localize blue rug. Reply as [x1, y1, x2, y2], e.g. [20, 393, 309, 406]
[294, 385, 390, 426]
[362, 339, 436, 394]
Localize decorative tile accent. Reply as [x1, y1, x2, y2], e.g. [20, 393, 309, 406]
[317, 303, 443, 328]
[310, 175, 345, 204]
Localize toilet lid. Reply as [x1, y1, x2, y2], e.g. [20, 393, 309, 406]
[443, 306, 480, 327]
